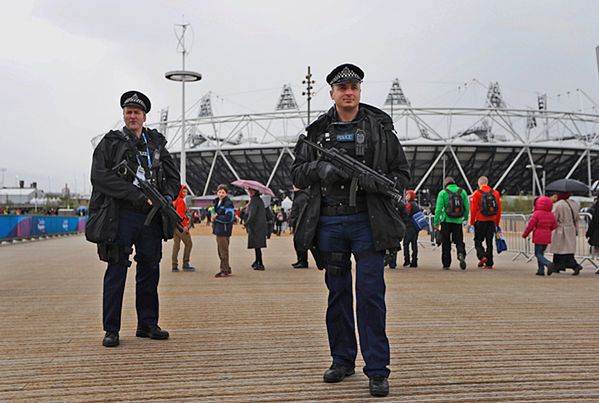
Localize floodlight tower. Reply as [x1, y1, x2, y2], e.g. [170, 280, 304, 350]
[384, 79, 409, 118]
[302, 66, 315, 124]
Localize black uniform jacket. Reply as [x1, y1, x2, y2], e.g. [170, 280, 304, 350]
[87, 128, 180, 244]
[291, 103, 410, 253]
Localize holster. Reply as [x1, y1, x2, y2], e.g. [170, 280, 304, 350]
[320, 251, 352, 276]
[97, 243, 133, 267]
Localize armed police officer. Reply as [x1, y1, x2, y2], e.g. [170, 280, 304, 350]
[292, 64, 410, 397]
[87, 91, 180, 347]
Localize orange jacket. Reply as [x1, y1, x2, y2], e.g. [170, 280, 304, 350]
[173, 185, 190, 228]
[470, 185, 501, 226]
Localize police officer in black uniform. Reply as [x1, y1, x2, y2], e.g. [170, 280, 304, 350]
[88, 91, 180, 347]
[292, 64, 410, 397]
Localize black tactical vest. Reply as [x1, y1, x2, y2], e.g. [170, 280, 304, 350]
[317, 110, 374, 208]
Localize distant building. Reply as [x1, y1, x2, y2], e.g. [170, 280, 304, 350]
[0, 187, 44, 206]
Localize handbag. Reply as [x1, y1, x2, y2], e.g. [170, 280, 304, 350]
[495, 225, 507, 253]
[411, 211, 430, 231]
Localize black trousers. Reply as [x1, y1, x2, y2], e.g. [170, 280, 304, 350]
[103, 210, 162, 333]
[552, 253, 582, 272]
[474, 221, 495, 266]
[403, 229, 418, 263]
[295, 248, 308, 264]
[440, 222, 466, 268]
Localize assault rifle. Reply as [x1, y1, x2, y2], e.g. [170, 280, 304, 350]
[298, 135, 403, 205]
[113, 160, 184, 233]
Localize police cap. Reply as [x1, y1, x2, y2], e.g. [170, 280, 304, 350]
[120, 90, 151, 113]
[326, 63, 364, 86]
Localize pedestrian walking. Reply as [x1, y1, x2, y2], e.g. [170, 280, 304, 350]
[433, 177, 469, 270]
[171, 185, 195, 272]
[244, 188, 268, 270]
[585, 198, 599, 274]
[522, 196, 557, 276]
[403, 190, 421, 268]
[292, 63, 410, 397]
[549, 192, 583, 275]
[212, 184, 235, 278]
[469, 176, 501, 269]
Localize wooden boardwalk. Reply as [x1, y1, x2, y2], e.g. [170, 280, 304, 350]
[1, 232, 599, 402]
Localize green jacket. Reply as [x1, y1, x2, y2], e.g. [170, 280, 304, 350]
[434, 183, 469, 225]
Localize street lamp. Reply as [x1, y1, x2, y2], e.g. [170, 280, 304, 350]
[165, 70, 202, 186]
[526, 164, 544, 196]
[165, 22, 202, 186]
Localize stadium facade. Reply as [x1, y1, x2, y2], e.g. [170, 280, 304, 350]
[144, 82, 599, 202]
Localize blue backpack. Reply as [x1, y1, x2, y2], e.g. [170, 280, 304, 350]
[411, 210, 430, 231]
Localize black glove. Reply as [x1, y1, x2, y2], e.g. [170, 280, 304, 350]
[358, 172, 380, 193]
[318, 161, 349, 184]
[132, 192, 148, 208]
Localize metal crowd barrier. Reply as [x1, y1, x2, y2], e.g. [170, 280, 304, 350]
[500, 214, 532, 261]
[419, 212, 597, 269]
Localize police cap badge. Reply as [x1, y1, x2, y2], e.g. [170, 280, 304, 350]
[120, 90, 151, 113]
[326, 63, 364, 86]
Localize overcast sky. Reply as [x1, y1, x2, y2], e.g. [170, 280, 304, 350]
[1, 0, 599, 194]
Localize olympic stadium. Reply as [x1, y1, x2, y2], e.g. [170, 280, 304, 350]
[136, 79, 599, 202]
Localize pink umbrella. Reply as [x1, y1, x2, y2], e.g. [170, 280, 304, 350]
[231, 179, 275, 196]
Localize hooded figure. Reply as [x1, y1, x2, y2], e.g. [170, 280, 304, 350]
[522, 196, 557, 276]
[171, 185, 195, 272]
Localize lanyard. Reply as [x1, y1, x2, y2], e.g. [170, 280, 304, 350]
[137, 132, 152, 168]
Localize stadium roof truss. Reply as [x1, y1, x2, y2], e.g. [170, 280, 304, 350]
[150, 105, 599, 197]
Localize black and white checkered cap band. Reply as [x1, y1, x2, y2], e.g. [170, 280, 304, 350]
[124, 94, 146, 110]
[330, 66, 362, 85]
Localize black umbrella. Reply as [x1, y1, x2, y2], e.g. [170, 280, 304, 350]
[545, 178, 589, 195]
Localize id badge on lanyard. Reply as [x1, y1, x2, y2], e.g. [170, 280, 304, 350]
[133, 133, 152, 188]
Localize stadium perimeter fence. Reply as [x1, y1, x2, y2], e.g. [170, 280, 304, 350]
[424, 213, 597, 269]
[0, 215, 86, 243]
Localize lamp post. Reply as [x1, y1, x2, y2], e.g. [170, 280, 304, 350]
[526, 164, 543, 196]
[165, 22, 202, 186]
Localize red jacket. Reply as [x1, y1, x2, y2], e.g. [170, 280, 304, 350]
[470, 185, 501, 226]
[173, 185, 190, 228]
[522, 196, 557, 245]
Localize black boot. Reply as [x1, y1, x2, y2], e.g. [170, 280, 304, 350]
[369, 376, 389, 397]
[102, 332, 119, 347]
[136, 325, 169, 340]
[323, 364, 355, 383]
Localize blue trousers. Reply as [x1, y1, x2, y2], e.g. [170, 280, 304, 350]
[534, 244, 552, 274]
[317, 212, 390, 378]
[103, 209, 163, 333]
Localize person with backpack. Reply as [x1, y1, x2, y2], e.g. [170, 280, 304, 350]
[403, 190, 423, 267]
[212, 184, 235, 278]
[469, 176, 502, 269]
[433, 177, 470, 270]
